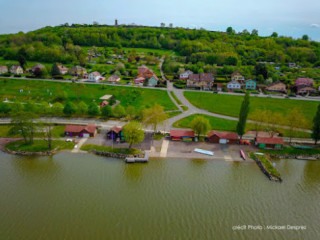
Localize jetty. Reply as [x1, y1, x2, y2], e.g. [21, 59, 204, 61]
[125, 151, 150, 163]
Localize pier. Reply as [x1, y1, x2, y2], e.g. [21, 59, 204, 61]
[125, 151, 150, 163]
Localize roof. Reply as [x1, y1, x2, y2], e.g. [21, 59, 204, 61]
[108, 126, 123, 134]
[32, 63, 45, 70]
[227, 80, 241, 85]
[90, 71, 101, 76]
[297, 86, 317, 91]
[57, 65, 68, 71]
[170, 130, 195, 138]
[65, 124, 96, 134]
[208, 131, 238, 140]
[71, 66, 86, 71]
[256, 137, 284, 145]
[188, 73, 213, 82]
[11, 65, 22, 70]
[100, 95, 112, 100]
[267, 81, 286, 88]
[295, 78, 314, 86]
[181, 70, 193, 75]
[231, 71, 243, 77]
[245, 79, 256, 83]
[0, 66, 8, 69]
[100, 100, 109, 106]
[108, 75, 120, 82]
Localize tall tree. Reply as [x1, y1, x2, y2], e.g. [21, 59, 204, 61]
[285, 108, 307, 143]
[101, 105, 113, 118]
[17, 47, 27, 69]
[10, 113, 34, 143]
[249, 109, 268, 137]
[63, 101, 76, 115]
[236, 92, 250, 139]
[51, 62, 61, 76]
[312, 104, 320, 144]
[113, 105, 126, 118]
[88, 102, 100, 116]
[190, 115, 211, 139]
[40, 121, 53, 150]
[142, 104, 168, 132]
[123, 121, 145, 150]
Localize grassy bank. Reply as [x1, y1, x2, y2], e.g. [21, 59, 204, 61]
[0, 125, 65, 138]
[5, 140, 75, 152]
[81, 144, 141, 155]
[184, 91, 318, 128]
[254, 154, 281, 178]
[260, 147, 320, 156]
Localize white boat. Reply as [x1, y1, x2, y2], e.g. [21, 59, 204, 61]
[194, 148, 214, 156]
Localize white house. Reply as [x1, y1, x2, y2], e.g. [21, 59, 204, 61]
[10, 65, 23, 75]
[180, 70, 193, 80]
[227, 80, 241, 90]
[88, 72, 101, 82]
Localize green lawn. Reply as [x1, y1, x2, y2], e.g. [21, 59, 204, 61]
[0, 79, 177, 111]
[5, 139, 75, 152]
[0, 124, 66, 138]
[254, 154, 280, 178]
[173, 114, 311, 138]
[167, 111, 182, 118]
[260, 147, 320, 155]
[184, 92, 318, 128]
[81, 144, 141, 155]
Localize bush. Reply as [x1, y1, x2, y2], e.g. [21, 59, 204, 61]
[1, 72, 11, 77]
[53, 75, 64, 79]
[13, 74, 21, 77]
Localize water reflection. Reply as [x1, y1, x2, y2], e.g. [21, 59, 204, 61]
[303, 160, 320, 186]
[122, 163, 145, 182]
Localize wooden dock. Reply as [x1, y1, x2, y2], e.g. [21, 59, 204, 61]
[125, 151, 150, 163]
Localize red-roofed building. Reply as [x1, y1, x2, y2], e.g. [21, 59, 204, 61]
[187, 73, 214, 90]
[100, 101, 109, 108]
[170, 130, 195, 142]
[297, 86, 317, 95]
[65, 124, 97, 138]
[295, 78, 314, 88]
[107, 126, 124, 141]
[255, 137, 283, 149]
[208, 131, 238, 144]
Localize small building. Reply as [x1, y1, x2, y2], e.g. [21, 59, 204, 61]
[216, 83, 223, 91]
[231, 71, 245, 83]
[57, 64, 69, 75]
[297, 86, 317, 95]
[134, 76, 145, 85]
[266, 81, 286, 93]
[227, 80, 241, 90]
[288, 62, 296, 68]
[245, 79, 256, 90]
[107, 126, 124, 141]
[65, 124, 97, 138]
[106, 61, 114, 65]
[147, 76, 158, 87]
[207, 131, 238, 144]
[0, 65, 8, 74]
[107, 74, 120, 83]
[88, 72, 101, 82]
[100, 101, 109, 108]
[170, 130, 194, 142]
[187, 73, 214, 90]
[69, 66, 87, 76]
[179, 70, 193, 80]
[295, 78, 314, 88]
[32, 63, 45, 73]
[10, 65, 23, 75]
[255, 137, 283, 149]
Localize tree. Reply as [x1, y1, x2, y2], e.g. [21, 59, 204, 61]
[51, 62, 61, 76]
[302, 34, 309, 41]
[226, 27, 234, 34]
[0, 102, 11, 114]
[77, 101, 88, 115]
[88, 102, 100, 116]
[52, 102, 64, 115]
[236, 92, 250, 139]
[126, 106, 136, 120]
[271, 32, 278, 38]
[190, 115, 211, 139]
[255, 63, 268, 79]
[123, 121, 145, 150]
[266, 111, 284, 137]
[142, 104, 168, 132]
[10, 112, 37, 144]
[17, 47, 27, 69]
[109, 95, 116, 105]
[251, 29, 258, 36]
[285, 108, 307, 143]
[113, 105, 126, 118]
[249, 109, 268, 137]
[39, 121, 53, 150]
[63, 101, 76, 115]
[312, 104, 320, 144]
[101, 105, 113, 118]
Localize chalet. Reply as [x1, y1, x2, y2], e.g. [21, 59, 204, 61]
[266, 81, 286, 93]
[57, 64, 68, 75]
[179, 70, 193, 80]
[208, 131, 238, 144]
[297, 86, 317, 95]
[231, 71, 245, 84]
[255, 137, 283, 149]
[107, 75, 120, 83]
[227, 80, 241, 90]
[10, 65, 23, 75]
[69, 66, 87, 76]
[186, 73, 214, 90]
[295, 78, 314, 88]
[100, 101, 109, 108]
[65, 124, 97, 138]
[107, 126, 124, 141]
[0, 66, 8, 74]
[147, 76, 158, 87]
[88, 72, 101, 82]
[245, 79, 256, 90]
[170, 130, 194, 142]
[32, 63, 45, 73]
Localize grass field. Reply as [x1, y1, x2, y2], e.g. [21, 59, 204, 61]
[173, 114, 311, 138]
[5, 139, 75, 152]
[184, 92, 319, 128]
[0, 79, 177, 111]
[0, 124, 66, 138]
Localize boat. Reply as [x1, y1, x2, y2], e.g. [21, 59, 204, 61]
[194, 148, 214, 156]
[240, 149, 246, 160]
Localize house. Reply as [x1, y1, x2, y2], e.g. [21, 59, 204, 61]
[170, 130, 195, 142]
[10, 65, 23, 75]
[245, 79, 256, 90]
[69, 66, 87, 76]
[65, 124, 97, 138]
[134, 65, 159, 85]
[255, 137, 283, 149]
[147, 76, 158, 87]
[57, 64, 69, 75]
[0, 66, 8, 74]
[107, 126, 124, 141]
[88, 72, 101, 82]
[231, 71, 245, 84]
[134, 76, 145, 85]
[227, 80, 241, 91]
[295, 78, 314, 88]
[216, 83, 223, 91]
[32, 63, 45, 73]
[179, 70, 193, 80]
[100, 101, 109, 108]
[207, 131, 238, 144]
[107, 75, 120, 83]
[186, 73, 214, 90]
[288, 62, 296, 68]
[106, 61, 114, 65]
[297, 86, 317, 95]
[266, 81, 286, 93]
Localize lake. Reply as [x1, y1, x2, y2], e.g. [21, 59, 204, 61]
[0, 151, 319, 239]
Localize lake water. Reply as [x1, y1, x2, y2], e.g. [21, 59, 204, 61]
[0, 151, 319, 240]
